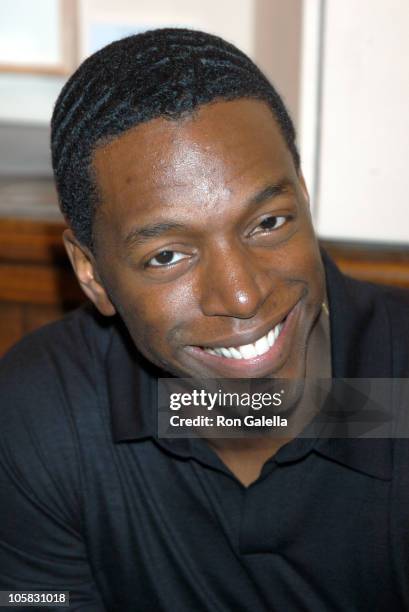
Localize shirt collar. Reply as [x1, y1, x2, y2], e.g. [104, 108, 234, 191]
[105, 319, 156, 442]
[273, 380, 393, 480]
[322, 250, 392, 378]
[105, 251, 393, 480]
[105, 320, 195, 456]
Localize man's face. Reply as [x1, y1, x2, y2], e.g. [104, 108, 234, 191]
[89, 99, 325, 378]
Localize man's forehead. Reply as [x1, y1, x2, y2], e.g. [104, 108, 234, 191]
[91, 98, 293, 203]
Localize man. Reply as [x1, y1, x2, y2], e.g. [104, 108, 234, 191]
[0, 28, 408, 611]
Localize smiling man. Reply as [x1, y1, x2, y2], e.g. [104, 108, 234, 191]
[69, 98, 326, 381]
[0, 28, 408, 612]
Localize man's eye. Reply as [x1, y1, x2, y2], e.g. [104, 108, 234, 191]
[147, 250, 187, 267]
[251, 215, 287, 235]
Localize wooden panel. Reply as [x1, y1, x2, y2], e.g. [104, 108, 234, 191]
[0, 216, 84, 309]
[328, 259, 409, 288]
[23, 303, 69, 334]
[0, 302, 69, 356]
[0, 303, 25, 355]
[0, 218, 66, 263]
[321, 240, 409, 289]
[0, 263, 83, 305]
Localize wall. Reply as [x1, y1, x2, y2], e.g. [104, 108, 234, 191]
[254, 0, 302, 127]
[78, 0, 255, 58]
[300, 0, 409, 244]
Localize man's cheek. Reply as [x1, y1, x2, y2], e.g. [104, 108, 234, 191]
[282, 240, 323, 294]
[124, 306, 176, 358]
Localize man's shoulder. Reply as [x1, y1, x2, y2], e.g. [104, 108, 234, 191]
[2, 302, 114, 368]
[0, 303, 118, 440]
[324, 249, 409, 319]
[343, 274, 409, 374]
[323, 252, 409, 376]
[343, 274, 409, 329]
[341, 268, 409, 310]
[377, 283, 409, 316]
[0, 303, 119, 521]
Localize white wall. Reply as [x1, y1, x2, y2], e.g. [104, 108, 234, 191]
[0, 0, 65, 124]
[78, 0, 255, 59]
[0, 74, 65, 124]
[300, 0, 409, 244]
[0, 0, 60, 66]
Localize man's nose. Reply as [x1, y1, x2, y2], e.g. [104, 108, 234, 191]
[198, 246, 274, 318]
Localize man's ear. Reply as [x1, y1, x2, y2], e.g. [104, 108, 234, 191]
[62, 229, 116, 316]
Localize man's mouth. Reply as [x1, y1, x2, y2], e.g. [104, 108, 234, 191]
[184, 300, 301, 376]
[202, 319, 284, 360]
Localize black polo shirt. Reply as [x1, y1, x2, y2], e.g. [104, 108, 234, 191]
[0, 253, 408, 611]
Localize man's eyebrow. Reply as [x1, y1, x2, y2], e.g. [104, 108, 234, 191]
[246, 179, 293, 208]
[123, 180, 293, 249]
[124, 221, 187, 248]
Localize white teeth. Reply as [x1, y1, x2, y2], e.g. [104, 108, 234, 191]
[255, 336, 270, 356]
[275, 323, 283, 340]
[239, 344, 258, 359]
[203, 320, 285, 360]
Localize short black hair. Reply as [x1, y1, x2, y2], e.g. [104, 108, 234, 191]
[51, 28, 300, 250]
